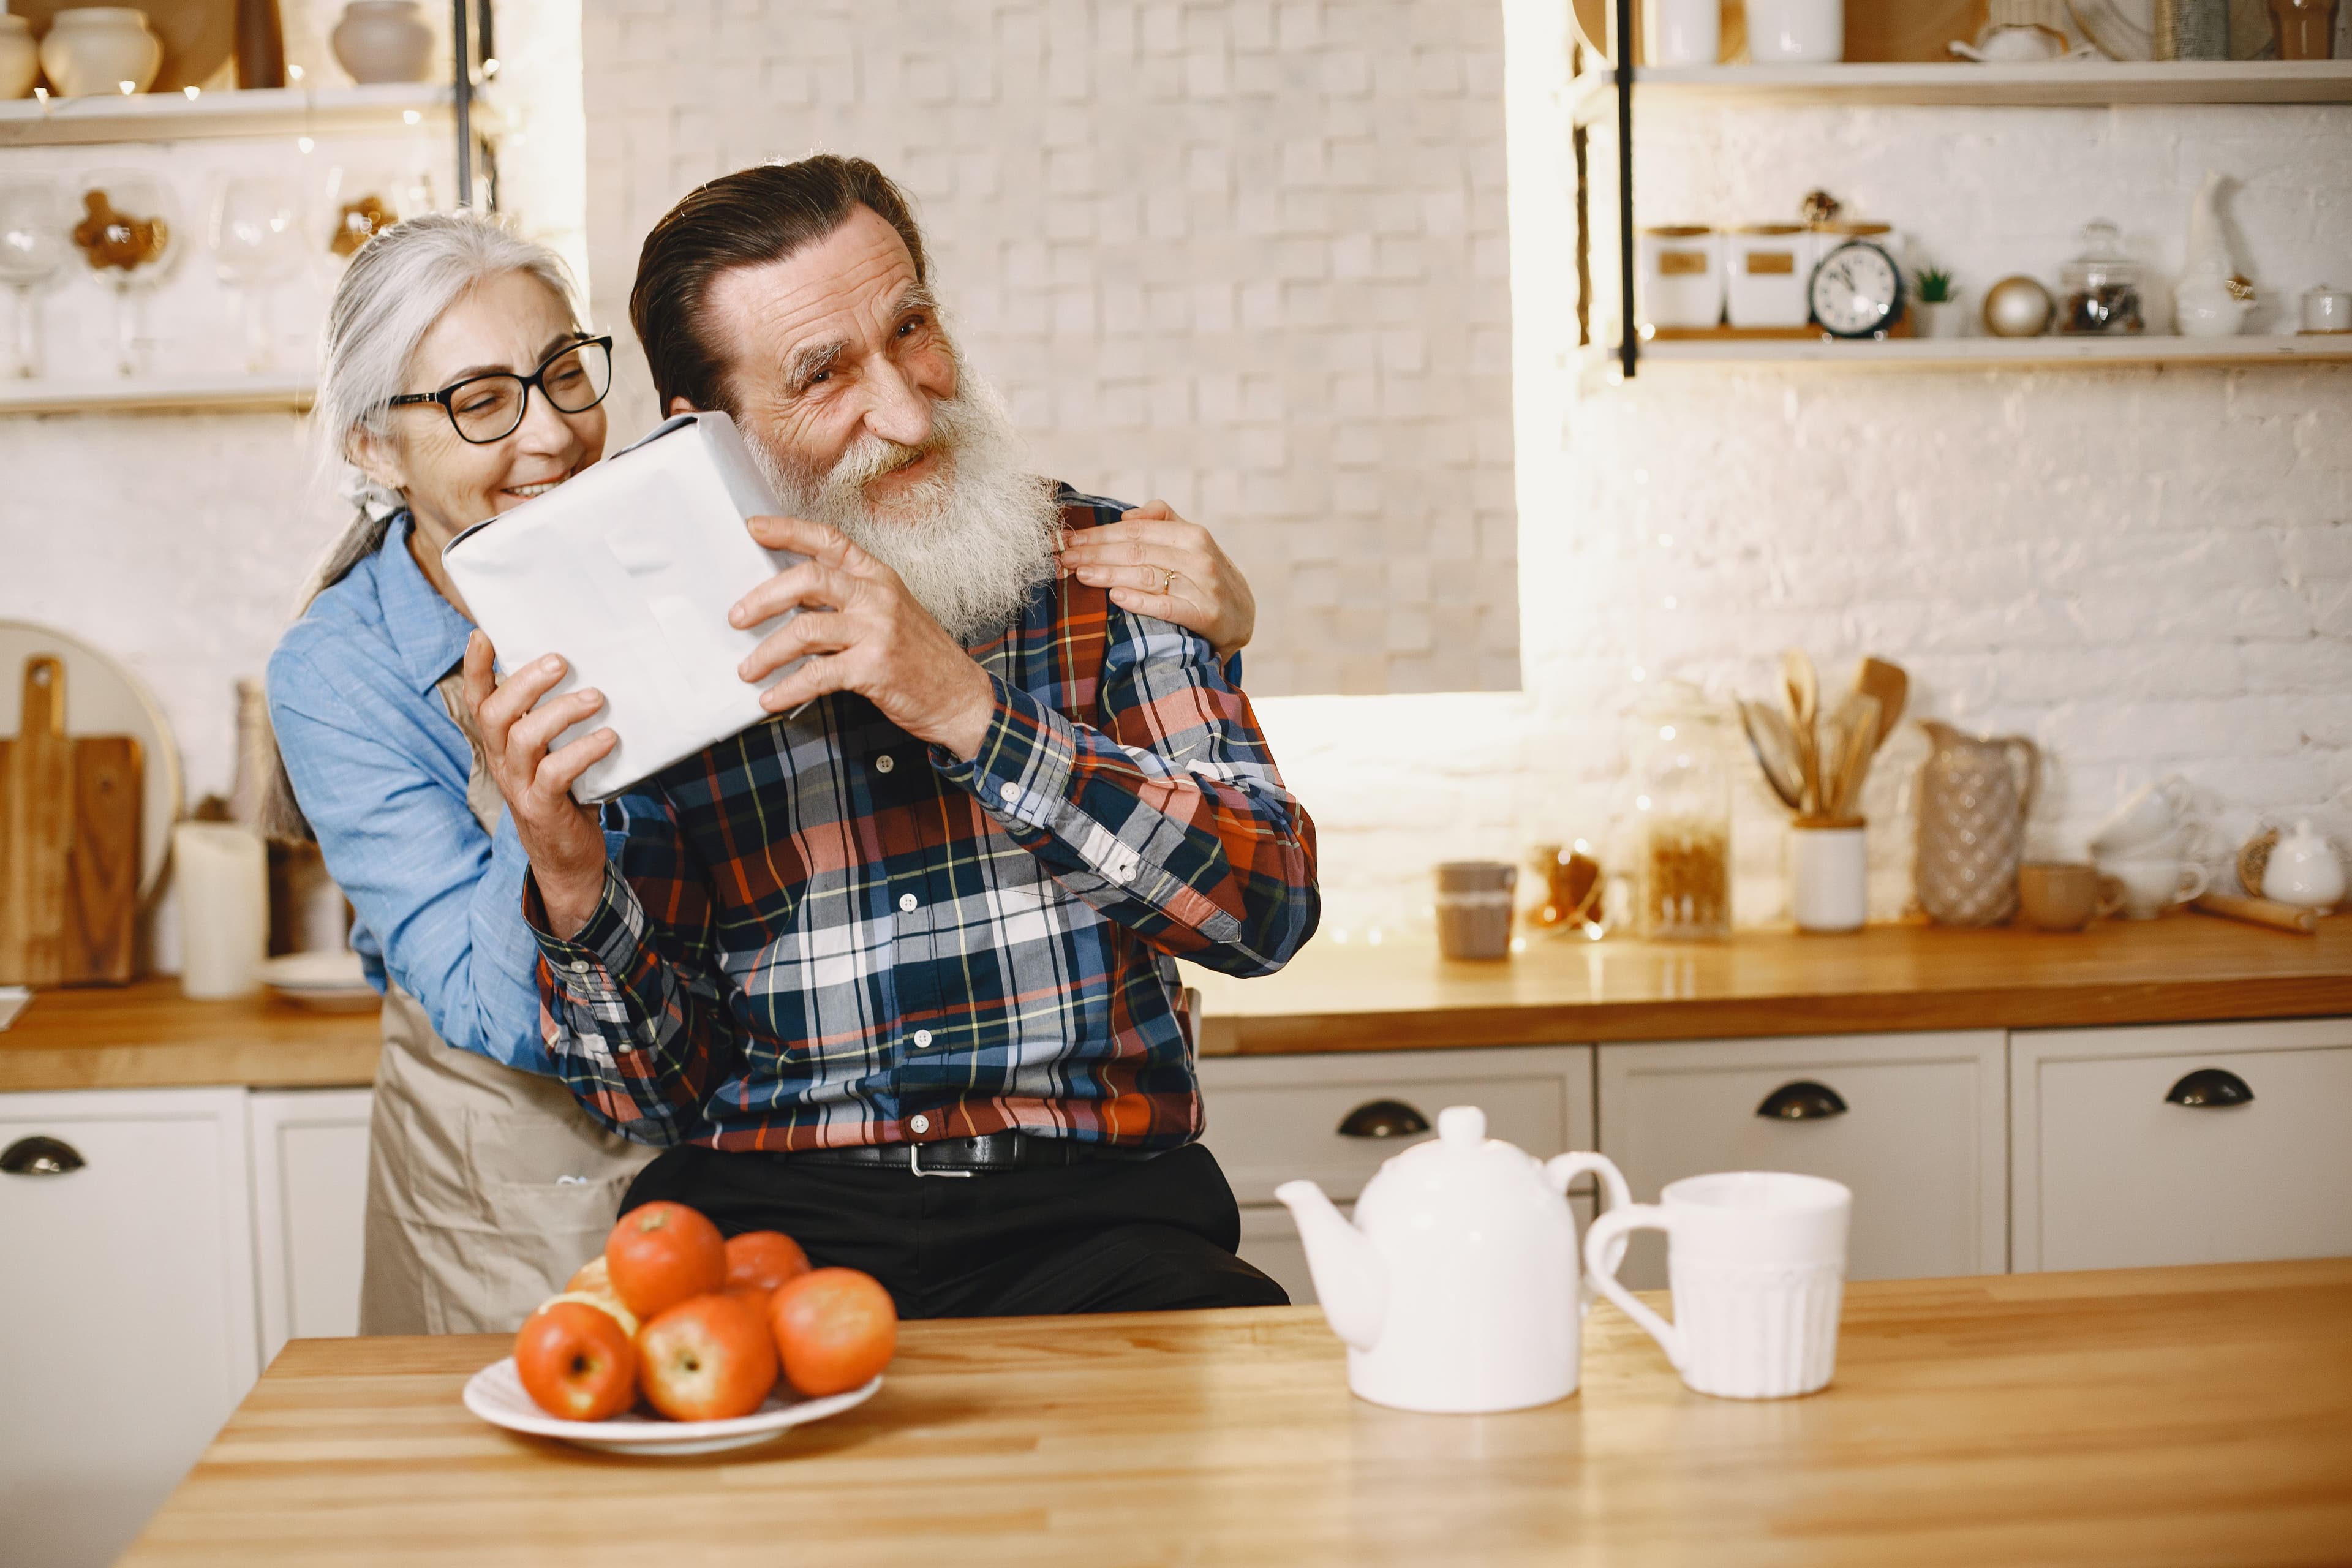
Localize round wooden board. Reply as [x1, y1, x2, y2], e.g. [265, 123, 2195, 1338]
[15, 0, 238, 94]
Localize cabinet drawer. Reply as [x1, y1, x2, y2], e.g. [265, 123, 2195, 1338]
[1199, 1046, 1593, 1206]
[1597, 1031, 2007, 1287]
[2013, 1018, 2352, 1272]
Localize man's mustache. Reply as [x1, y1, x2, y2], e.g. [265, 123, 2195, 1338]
[826, 427, 949, 492]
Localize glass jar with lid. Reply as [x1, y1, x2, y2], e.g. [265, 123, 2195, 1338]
[2059, 221, 2144, 336]
[1627, 684, 1733, 940]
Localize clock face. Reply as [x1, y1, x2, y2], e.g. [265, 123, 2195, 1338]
[1809, 241, 1904, 338]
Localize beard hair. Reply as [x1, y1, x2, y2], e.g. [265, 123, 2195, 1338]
[745, 363, 1061, 646]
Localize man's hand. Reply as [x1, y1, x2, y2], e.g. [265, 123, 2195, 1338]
[731, 515, 997, 761]
[462, 630, 614, 939]
[1055, 500, 1256, 659]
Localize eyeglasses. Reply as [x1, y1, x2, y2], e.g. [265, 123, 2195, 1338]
[388, 334, 614, 445]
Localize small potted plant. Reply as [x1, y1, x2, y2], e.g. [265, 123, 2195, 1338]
[1913, 268, 1962, 339]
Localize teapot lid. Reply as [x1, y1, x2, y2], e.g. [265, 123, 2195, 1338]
[1356, 1104, 1560, 1226]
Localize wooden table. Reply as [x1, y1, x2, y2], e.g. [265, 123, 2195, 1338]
[125, 1259, 2352, 1566]
[1191, 913, 2352, 1055]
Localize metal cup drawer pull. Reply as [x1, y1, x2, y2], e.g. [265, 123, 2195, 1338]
[1336, 1099, 1433, 1139]
[1, 1135, 86, 1176]
[1755, 1080, 1849, 1121]
[2165, 1068, 2255, 1108]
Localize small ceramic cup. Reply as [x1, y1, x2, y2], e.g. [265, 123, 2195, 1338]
[1642, 0, 1721, 64]
[1747, 0, 1844, 62]
[2100, 857, 2208, 920]
[1788, 823, 1866, 933]
[1584, 1170, 1852, 1400]
[2088, 775, 2196, 857]
[2018, 861, 2126, 932]
[2302, 285, 2352, 335]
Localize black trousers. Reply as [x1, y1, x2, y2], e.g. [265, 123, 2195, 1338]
[617, 1140, 1289, 1320]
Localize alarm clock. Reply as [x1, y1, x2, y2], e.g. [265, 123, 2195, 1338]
[1809, 239, 1905, 339]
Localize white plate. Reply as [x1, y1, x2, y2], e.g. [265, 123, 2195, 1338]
[462, 1358, 883, 1456]
[0, 621, 183, 900]
[260, 951, 379, 1011]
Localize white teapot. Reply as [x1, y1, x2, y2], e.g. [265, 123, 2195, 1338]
[2262, 820, 2346, 911]
[1276, 1106, 1630, 1414]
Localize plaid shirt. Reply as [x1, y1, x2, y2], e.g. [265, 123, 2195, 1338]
[529, 487, 1319, 1151]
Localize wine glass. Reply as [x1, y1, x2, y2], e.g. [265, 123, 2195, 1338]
[0, 180, 70, 380]
[72, 169, 180, 379]
[209, 176, 303, 372]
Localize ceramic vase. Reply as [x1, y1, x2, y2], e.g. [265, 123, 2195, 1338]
[39, 7, 163, 97]
[0, 16, 39, 99]
[331, 0, 434, 84]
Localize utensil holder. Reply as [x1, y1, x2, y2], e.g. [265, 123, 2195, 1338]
[1789, 821, 1866, 933]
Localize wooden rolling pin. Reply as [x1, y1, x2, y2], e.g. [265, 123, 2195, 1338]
[2192, 892, 2319, 935]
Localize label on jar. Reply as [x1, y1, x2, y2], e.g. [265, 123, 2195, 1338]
[1745, 251, 1796, 275]
[1657, 250, 1710, 276]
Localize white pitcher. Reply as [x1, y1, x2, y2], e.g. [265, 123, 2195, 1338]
[1276, 1106, 1631, 1414]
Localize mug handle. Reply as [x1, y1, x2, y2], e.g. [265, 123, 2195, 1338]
[1546, 1152, 1634, 1316]
[2095, 875, 2128, 919]
[1581, 1203, 1687, 1373]
[2174, 862, 2210, 904]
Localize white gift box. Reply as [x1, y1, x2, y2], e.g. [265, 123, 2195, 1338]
[442, 412, 806, 802]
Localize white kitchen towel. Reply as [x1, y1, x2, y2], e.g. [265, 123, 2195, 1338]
[442, 412, 807, 802]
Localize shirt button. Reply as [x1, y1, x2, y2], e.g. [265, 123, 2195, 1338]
[913, 1029, 933, 1048]
[898, 892, 918, 913]
[910, 1114, 931, 1134]
[568, 960, 589, 974]
[998, 781, 1020, 803]
[874, 755, 895, 774]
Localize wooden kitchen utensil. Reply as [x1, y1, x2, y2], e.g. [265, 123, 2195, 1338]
[1827, 693, 1883, 820]
[1738, 700, 1805, 812]
[1855, 656, 1909, 752]
[2192, 891, 2320, 935]
[0, 657, 141, 986]
[1782, 649, 1821, 815]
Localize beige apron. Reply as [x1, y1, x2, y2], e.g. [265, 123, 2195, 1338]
[356, 674, 657, 1335]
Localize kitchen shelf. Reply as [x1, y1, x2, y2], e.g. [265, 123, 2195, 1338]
[1571, 59, 2352, 124]
[1604, 334, 2352, 370]
[0, 84, 483, 148]
[0, 372, 315, 415]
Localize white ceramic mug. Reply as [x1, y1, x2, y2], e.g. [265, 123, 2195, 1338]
[2089, 775, 2195, 855]
[1583, 1170, 1851, 1399]
[1642, 0, 1721, 64]
[2302, 285, 2351, 334]
[1746, 0, 1843, 62]
[1788, 824, 1866, 933]
[2100, 857, 2207, 919]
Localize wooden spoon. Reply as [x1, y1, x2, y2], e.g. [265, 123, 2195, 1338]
[1782, 649, 1820, 815]
[1855, 656, 1908, 754]
[1738, 700, 1804, 812]
[1828, 693, 1882, 820]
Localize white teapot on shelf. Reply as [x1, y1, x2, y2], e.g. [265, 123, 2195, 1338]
[1276, 1106, 1631, 1414]
[2261, 820, 2346, 911]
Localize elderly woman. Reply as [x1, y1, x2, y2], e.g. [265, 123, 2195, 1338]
[268, 211, 1259, 1334]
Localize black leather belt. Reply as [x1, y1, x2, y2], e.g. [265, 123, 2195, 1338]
[790, 1129, 1165, 1178]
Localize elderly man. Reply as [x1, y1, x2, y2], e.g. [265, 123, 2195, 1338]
[472, 155, 1318, 1317]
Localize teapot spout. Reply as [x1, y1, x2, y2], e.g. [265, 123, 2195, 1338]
[1275, 1180, 1387, 1351]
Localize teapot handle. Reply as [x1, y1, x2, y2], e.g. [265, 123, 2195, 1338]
[1545, 1151, 1632, 1317]
[2000, 736, 2040, 817]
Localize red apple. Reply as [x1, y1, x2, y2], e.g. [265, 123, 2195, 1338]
[635, 1292, 778, 1422]
[514, 1300, 636, 1422]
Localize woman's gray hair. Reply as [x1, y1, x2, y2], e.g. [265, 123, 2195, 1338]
[268, 211, 580, 837]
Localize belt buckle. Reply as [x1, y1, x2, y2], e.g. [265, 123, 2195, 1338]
[908, 1141, 977, 1179]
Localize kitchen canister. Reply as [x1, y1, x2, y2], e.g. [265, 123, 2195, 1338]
[38, 7, 164, 97]
[1642, 0, 1721, 64]
[1725, 225, 1811, 328]
[1747, 0, 1844, 61]
[0, 16, 38, 99]
[1639, 226, 1723, 331]
[1788, 821, 1866, 932]
[1434, 861, 1517, 960]
[2302, 284, 2352, 334]
[173, 821, 269, 998]
[332, 0, 434, 83]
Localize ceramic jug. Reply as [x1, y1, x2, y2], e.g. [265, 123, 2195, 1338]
[1913, 721, 2038, 926]
[332, 0, 434, 83]
[38, 7, 162, 97]
[1277, 1106, 1632, 1414]
[2261, 820, 2346, 910]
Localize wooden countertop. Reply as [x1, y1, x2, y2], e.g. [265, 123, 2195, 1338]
[0, 980, 379, 1093]
[124, 1259, 2352, 1567]
[3, 913, 2348, 1094]
[1189, 911, 2352, 1055]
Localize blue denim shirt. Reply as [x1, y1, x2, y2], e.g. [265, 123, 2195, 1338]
[266, 514, 553, 1074]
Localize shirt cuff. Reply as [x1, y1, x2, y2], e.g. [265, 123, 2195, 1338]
[932, 675, 1078, 834]
[525, 863, 644, 1005]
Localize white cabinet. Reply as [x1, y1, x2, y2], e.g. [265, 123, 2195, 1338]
[0, 1087, 260, 1568]
[1200, 1046, 1596, 1303]
[2012, 1017, 2352, 1272]
[1597, 1031, 2008, 1287]
[249, 1088, 374, 1368]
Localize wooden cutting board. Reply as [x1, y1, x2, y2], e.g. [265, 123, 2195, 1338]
[0, 656, 142, 987]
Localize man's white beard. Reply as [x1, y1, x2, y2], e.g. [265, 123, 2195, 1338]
[747, 369, 1061, 646]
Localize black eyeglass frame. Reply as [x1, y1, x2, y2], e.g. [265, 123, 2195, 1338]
[386, 334, 616, 445]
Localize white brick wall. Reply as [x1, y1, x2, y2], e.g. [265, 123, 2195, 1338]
[578, 0, 1523, 695]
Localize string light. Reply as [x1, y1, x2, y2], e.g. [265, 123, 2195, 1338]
[183, 86, 200, 99]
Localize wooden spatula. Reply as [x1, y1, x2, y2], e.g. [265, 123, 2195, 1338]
[0, 656, 141, 986]
[1855, 656, 1908, 753]
[1782, 649, 1820, 815]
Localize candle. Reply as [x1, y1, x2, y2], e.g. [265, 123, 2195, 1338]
[174, 823, 268, 999]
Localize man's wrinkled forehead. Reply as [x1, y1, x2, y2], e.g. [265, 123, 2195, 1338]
[703, 206, 925, 393]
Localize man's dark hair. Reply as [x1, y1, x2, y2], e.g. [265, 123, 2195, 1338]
[630, 154, 930, 415]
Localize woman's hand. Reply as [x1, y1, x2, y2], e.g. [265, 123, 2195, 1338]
[462, 630, 614, 940]
[1057, 500, 1257, 660]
